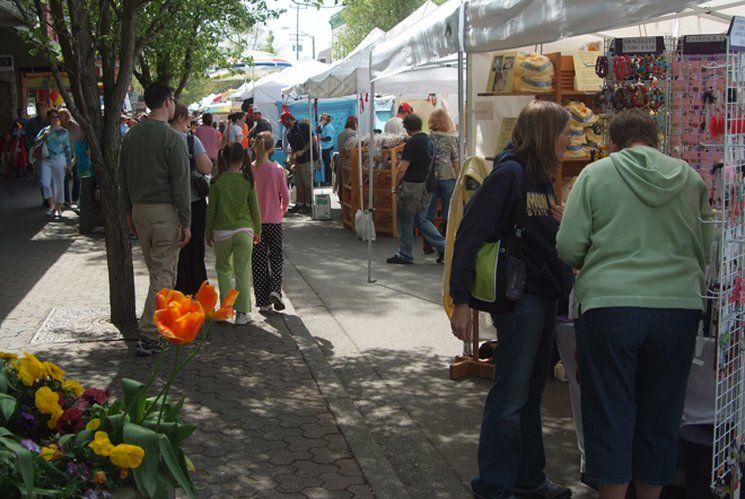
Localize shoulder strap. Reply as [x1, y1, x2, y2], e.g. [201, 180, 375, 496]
[187, 132, 196, 171]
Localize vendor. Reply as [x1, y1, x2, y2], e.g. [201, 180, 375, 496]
[384, 102, 413, 135]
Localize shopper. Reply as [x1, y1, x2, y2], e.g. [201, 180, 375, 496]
[386, 114, 446, 265]
[449, 100, 572, 499]
[205, 142, 262, 325]
[27, 101, 49, 204]
[35, 108, 73, 218]
[118, 82, 191, 357]
[556, 109, 711, 499]
[194, 112, 220, 164]
[281, 111, 313, 214]
[318, 113, 335, 186]
[224, 113, 244, 147]
[251, 131, 290, 313]
[337, 116, 358, 152]
[248, 107, 272, 139]
[170, 103, 212, 295]
[58, 109, 82, 207]
[384, 102, 413, 135]
[424, 109, 460, 254]
[9, 108, 28, 178]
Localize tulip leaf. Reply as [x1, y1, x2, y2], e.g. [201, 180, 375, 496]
[159, 434, 196, 498]
[122, 378, 147, 421]
[0, 436, 34, 498]
[0, 393, 17, 423]
[124, 422, 161, 499]
[73, 429, 93, 448]
[107, 413, 125, 443]
[0, 368, 9, 393]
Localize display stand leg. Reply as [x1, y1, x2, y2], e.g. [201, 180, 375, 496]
[449, 310, 495, 380]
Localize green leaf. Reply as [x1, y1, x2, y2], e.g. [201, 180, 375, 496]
[73, 429, 93, 448]
[122, 378, 147, 421]
[0, 394, 17, 423]
[123, 422, 161, 499]
[36, 453, 66, 479]
[107, 413, 125, 443]
[159, 434, 196, 498]
[0, 368, 9, 394]
[0, 437, 34, 498]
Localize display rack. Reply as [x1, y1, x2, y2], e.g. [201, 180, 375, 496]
[711, 23, 745, 498]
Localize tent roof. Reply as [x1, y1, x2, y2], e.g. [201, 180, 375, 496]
[369, 0, 739, 81]
[230, 58, 330, 101]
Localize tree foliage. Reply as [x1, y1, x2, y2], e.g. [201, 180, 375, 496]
[133, 0, 280, 98]
[333, 0, 435, 59]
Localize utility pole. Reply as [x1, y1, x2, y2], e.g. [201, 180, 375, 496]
[295, 4, 300, 60]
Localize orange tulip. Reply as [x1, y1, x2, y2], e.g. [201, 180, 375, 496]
[195, 281, 238, 321]
[154, 299, 205, 345]
[155, 289, 189, 311]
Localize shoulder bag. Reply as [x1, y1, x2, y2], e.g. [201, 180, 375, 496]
[188, 132, 210, 198]
[468, 157, 528, 313]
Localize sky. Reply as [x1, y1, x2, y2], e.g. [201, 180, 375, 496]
[264, 0, 342, 62]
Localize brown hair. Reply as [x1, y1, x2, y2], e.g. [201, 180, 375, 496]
[428, 109, 455, 133]
[344, 116, 358, 129]
[215, 142, 254, 185]
[607, 109, 658, 150]
[169, 103, 190, 125]
[511, 100, 570, 183]
[253, 131, 274, 164]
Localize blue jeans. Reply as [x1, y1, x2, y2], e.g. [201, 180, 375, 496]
[472, 294, 557, 499]
[426, 178, 456, 223]
[395, 196, 446, 261]
[576, 307, 699, 485]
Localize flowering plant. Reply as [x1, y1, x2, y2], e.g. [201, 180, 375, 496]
[0, 281, 236, 498]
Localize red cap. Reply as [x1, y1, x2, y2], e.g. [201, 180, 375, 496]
[279, 111, 294, 123]
[399, 102, 413, 114]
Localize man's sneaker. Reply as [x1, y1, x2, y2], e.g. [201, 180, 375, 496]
[136, 337, 169, 357]
[513, 478, 571, 499]
[386, 255, 413, 265]
[258, 305, 272, 313]
[436, 251, 445, 264]
[270, 291, 286, 311]
[234, 312, 251, 325]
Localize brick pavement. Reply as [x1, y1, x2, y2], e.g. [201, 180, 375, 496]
[0, 180, 374, 498]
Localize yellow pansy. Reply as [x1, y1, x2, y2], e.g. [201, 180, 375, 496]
[62, 379, 84, 398]
[0, 352, 18, 361]
[47, 406, 63, 430]
[92, 471, 107, 484]
[109, 444, 145, 470]
[85, 418, 101, 431]
[17, 352, 45, 386]
[42, 361, 65, 382]
[34, 386, 61, 415]
[88, 431, 114, 457]
[40, 444, 62, 461]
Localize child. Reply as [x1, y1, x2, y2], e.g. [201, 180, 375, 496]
[251, 131, 291, 313]
[205, 142, 262, 325]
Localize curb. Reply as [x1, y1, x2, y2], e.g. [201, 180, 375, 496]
[279, 261, 410, 499]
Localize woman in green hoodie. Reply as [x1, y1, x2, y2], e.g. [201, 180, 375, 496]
[556, 109, 712, 499]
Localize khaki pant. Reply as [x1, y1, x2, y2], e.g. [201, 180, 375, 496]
[132, 203, 181, 340]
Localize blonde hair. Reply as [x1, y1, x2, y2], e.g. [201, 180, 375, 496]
[428, 109, 455, 133]
[511, 101, 570, 184]
[253, 131, 274, 163]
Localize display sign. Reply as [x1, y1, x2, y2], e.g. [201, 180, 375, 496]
[615, 36, 665, 55]
[0, 55, 13, 72]
[485, 52, 517, 93]
[728, 16, 745, 52]
[495, 117, 517, 153]
[681, 35, 727, 55]
[572, 51, 603, 92]
[25, 72, 70, 91]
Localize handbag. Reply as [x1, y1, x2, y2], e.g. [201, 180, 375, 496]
[187, 133, 210, 198]
[425, 136, 437, 194]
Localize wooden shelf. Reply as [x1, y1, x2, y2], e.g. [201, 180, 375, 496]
[477, 91, 554, 97]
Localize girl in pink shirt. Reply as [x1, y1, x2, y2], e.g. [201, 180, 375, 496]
[251, 131, 291, 312]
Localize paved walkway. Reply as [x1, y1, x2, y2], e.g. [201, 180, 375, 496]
[0, 180, 381, 498]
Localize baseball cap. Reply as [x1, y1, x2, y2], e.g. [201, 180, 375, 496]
[250, 106, 261, 114]
[399, 102, 413, 114]
[279, 111, 294, 123]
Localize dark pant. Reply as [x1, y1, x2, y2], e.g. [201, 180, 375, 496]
[175, 198, 207, 295]
[576, 307, 699, 485]
[64, 166, 80, 204]
[322, 148, 333, 185]
[471, 294, 557, 499]
[251, 223, 283, 307]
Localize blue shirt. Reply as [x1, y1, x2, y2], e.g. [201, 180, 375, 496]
[320, 122, 335, 150]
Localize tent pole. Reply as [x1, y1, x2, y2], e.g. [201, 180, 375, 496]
[458, 50, 465, 173]
[357, 94, 364, 214]
[367, 79, 376, 284]
[308, 95, 315, 211]
[466, 53, 476, 157]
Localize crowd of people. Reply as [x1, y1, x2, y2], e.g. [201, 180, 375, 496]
[449, 102, 710, 499]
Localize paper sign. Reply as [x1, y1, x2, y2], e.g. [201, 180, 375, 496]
[0, 55, 12, 72]
[615, 37, 665, 54]
[682, 35, 727, 55]
[495, 117, 517, 152]
[572, 52, 603, 92]
[729, 16, 745, 52]
[474, 99, 494, 121]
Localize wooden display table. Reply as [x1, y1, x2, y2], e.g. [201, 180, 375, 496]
[449, 310, 495, 380]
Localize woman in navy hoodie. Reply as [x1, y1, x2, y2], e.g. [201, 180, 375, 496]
[450, 101, 572, 499]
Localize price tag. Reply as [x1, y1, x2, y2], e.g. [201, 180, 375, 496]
[622, 37, 658, 53]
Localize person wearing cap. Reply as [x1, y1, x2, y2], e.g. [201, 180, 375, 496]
[281, 112, 313, 214]
[248, 107, 272, 140]
[384, 102, 413, 135]
[120, 114, 130, 137]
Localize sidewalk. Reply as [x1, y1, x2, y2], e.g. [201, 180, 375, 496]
[0, 180, 385, 498]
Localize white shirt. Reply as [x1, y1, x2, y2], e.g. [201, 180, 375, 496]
[228, 124, 243, 145]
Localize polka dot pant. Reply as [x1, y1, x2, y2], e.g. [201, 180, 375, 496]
[251, 223, 284, 307]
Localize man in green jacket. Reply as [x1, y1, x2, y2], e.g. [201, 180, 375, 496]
[556, 109, 712, 499]
[118, 83, 191, 357]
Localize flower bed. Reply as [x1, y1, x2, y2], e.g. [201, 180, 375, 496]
[0, 281, 236, 498]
